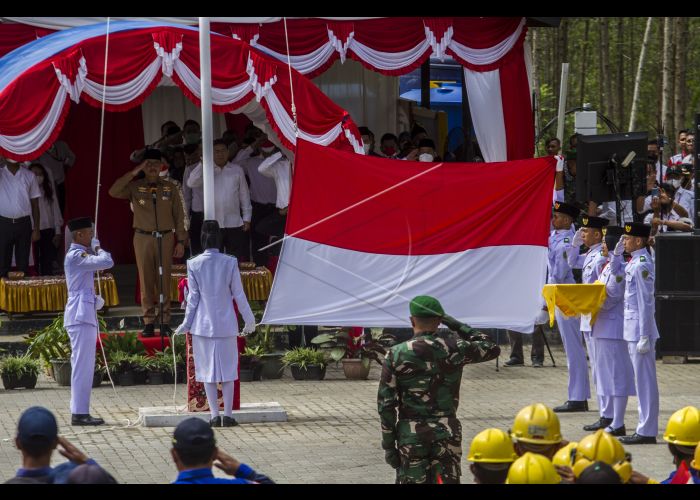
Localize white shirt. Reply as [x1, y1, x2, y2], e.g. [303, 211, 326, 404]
[38, 141, 75, 185]
[0, 164, 41, 219]
[644, 207, 691, 231]
[186, 161, 252, 228]
[182, 163, 203, 213]
[258, 151, 291, 209]
[598, 199, 634, 225]
[236, 147, 277, 205]
[35, 183, 63, 231]
[674, 187, 694, 217]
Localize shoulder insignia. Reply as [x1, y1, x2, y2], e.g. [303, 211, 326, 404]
[80, 252, 88, 258]
[642, 270, 650, 279]
[615, 276, 623, 283]
[564, 238, 570, 243]
[137, 186, 148, 193]
[640, 256, 646, 262]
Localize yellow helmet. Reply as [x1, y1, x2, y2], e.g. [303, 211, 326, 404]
[506, 452, 560, 484]
[572, 430, 631, 483]
[510, 403, 562, 445]
[663, 406, 700, 446]
[691, 443, 700, 471]
[552, 442, 578, 468]
[467, 428, 518, 463]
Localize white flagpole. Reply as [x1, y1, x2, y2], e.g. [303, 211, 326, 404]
[199, 17, 215, 220]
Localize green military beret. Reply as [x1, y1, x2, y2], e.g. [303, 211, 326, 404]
[409, 295, 445, 318]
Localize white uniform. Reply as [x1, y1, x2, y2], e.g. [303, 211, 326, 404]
[63, 243, 113, 414]
[592, 252, 636, 428]
[624, 248, 660, 437]
[568, 241, 603, 411]
[179, 249, 255, 383]
[549, 229, 589, 402]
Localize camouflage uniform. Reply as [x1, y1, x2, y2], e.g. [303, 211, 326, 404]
[377, 325, 499, 484]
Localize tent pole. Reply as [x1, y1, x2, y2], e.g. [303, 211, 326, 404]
[199, 17, 215, 221]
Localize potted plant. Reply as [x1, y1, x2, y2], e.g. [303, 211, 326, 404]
[1, 355, 41, 390]
[311, 328, 397, 380]
[246, 325, 285, 379]
[239, 345, 264, 382]
[108, 351, 136, 386]
[145, 354, 170, 385]
[129, 354, 150, 384]
[282, 347, 328, 381]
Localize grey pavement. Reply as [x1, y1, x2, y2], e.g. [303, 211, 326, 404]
[0, 345, 697, 484]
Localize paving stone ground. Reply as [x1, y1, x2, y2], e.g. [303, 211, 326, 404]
[0, 346, 697, 484]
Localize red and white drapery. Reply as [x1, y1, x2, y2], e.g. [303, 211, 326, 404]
[211, 17, 534, 161]
[0, 23, 362, 161]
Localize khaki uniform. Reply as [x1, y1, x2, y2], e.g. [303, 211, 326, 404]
[109, 173, 187, 324]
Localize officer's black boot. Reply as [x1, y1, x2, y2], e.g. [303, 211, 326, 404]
[142, 323, 155, 338]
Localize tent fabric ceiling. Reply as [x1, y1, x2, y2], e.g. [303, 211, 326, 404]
[0, 20, 362, 161]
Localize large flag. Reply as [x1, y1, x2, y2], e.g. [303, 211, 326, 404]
[262, 140, 555, 332]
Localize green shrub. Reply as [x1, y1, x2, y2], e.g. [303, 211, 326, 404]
[0, 355, 41, 377]
[281, 347, 327, 369]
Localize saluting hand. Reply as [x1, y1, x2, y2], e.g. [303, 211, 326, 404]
[213, 449, 241, 476]
[57, 436, 89, 465]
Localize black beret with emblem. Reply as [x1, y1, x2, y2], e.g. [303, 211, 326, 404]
[553, 201, 580, 219]
[67, 217, 92, 232]
[580, 215, 609, 229]
[143, 148, 162, 161]
[623, 222, 651, 238]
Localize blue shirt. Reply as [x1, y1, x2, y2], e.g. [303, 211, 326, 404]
[173, 464, 272, 484]
[15, 458, 99, 484]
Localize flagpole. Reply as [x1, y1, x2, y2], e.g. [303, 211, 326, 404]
[199, 17, 215, 220]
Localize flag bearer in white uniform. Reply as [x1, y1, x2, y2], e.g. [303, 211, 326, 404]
[618, 222, 660, 445]
[588, 226, 636, 437]
[175, 220, 256, 428]
[548, 202, 590, 413]
[566, 216, 608, 424]
[63, 217, 113, 426]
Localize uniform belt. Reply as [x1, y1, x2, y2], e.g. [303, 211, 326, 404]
[0, 215, 31, 224]
[398, 413, 456, 421]
[134, 228, 173, 236]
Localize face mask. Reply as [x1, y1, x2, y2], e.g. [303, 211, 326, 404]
[36, 175, 44, 183]
[363, 143, 371, 154]
[383, 146, 396, 156]
[261, 146, 275, 154]
[418, 153, 434, 163]
[670, 179, 682, 189]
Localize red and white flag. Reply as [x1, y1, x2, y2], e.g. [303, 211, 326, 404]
[262, 140, 555, 332]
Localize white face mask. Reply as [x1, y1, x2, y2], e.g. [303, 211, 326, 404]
[418, 153, 434, 163]
[260, 146, 276, 154]
[670, 179, 682, 189]
[363, 143, 371, 154]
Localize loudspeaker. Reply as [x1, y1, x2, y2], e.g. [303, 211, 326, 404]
[655, 233, 700, 355]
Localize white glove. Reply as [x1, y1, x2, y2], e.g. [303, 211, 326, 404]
[91, 237, 101, 251]
[636, 336, 651, 354]
[95, 295, 105, 310]
[555, 155, 565, 172]
[242, 322, 256, 335]
[572, 228, 584, 247]
[535, 309, 549, 325]
[613, 237, 625, 256]
[173, 324, 187, 335]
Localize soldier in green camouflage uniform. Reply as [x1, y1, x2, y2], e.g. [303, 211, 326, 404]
[377, 295, 500, 484]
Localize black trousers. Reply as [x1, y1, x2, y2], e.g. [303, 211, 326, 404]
[188, 211, 204, 257]
[255, 210, 286, 257]
[36, 228, 57, 276]
[288, 325, 319, 349]
[56, 182, 66, 215]
[221, 226, 250, 262]
[0, 217, 32, 277]
[507, 327, 545, 363]
[251, 201, 276, 266]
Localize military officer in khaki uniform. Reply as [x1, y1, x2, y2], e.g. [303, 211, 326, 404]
[109, 149, 187, 336]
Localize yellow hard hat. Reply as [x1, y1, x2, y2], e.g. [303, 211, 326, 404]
[510, 403, 562, 445]
[467, 428, 518, 463]
[506, 452, 560, 484]
[552, 442, 577, 468]
[572, 430, 631, 483]
[691, 443, 700, 471]
[663, 406, 700, 446]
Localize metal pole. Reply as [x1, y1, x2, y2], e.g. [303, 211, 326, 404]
[199, 17, 215, 220]
[556, 63, 570, 143]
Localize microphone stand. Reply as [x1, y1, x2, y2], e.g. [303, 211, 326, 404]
[151, 185, 166, 351]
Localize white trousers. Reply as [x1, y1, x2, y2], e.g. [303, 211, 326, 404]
[66, 323, 97, 415]
[627, 340, 659, 437]
[556, 309, 590, 401]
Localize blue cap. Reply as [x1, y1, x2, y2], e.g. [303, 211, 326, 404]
[17, 406, 58, 446]
[172, 417, 215, 451]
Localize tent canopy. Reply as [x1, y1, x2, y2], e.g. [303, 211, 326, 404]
[0, 20, 362, 161]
